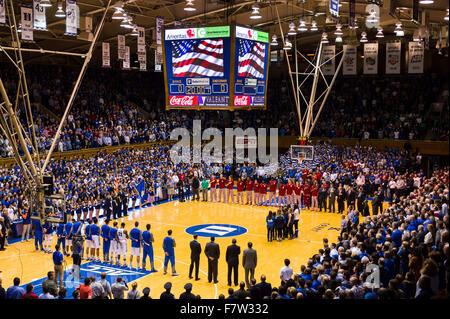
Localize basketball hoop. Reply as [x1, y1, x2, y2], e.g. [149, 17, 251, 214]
[298, 157, 304, 165]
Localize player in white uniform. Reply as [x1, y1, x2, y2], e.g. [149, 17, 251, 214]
[109, 221, 119, 265]
[116, 222, 129, 267]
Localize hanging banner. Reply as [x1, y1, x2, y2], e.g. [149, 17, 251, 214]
[349, 0, 356, 28]
[386, 42, 401, 74]
[342, 45, 357, 75]
[270, 50, 278, 62]
[0, 0, 6, 25]
[321, 45, 336, 75]
[329, 0, 339, 19]
[66, 0, 78, 36]
[123, 46, 130, 70]
[139, 51, 147, 71]
[118, 34, 125, 60]
[33, 0, 46, 30]
[102, 42, 110, 68]
[155, 16, 164, 71]
[363, 43, 378, 74]
[137, 26, 145, 53]
[389, 0, 397, 17]
[412, 0, 419, 24]
[21, 7, 33, 41]
[408, 41, 424, 74]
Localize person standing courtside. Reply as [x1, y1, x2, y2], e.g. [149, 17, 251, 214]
[226, 238, 241, 286]
[204, 236, 220, 284]
[242, 242, 257, 288]
[189, 234, 201, 280]
[162, 230, 179, 276]
[142, 224, 156, 272]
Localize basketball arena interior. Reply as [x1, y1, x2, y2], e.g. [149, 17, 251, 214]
[0, 0, 449, 307]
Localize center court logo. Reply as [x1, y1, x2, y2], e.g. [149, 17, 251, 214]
[185, 224, 247, 237]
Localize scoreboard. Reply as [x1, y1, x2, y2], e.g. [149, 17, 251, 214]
[233, 26, 269, 108]
[163, 25, 270, 110]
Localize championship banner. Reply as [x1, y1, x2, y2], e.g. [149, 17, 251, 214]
[363, 43, 378, 74]
[0, 0, 6, 25]
[21, 7, 33, 42]
[122, 46, 130, 70]
[102, 42, 110, 68]
[408, 41, 424, 74]
[65, 0, 78, 36]
[117, 34, 125, 60]
[349, 0, 355, 28]
[329, 0, 339, 22]
[137, 26, 145, 53]
[342, 45, 357, 75]
[321, 45, 335, 75]
[155, 16, 164, 71]
[33, 0, 46, 30]
[386, 42, 401, 74]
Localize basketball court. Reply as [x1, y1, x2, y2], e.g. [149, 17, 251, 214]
[1, 196, 347, 299]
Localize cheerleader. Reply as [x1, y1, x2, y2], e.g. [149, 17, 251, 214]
[266, 211, 274, 242]
[253, 179, 260, 205]
[226, 176, 234, 204]
[149, 182, 155, 206]
[294, 180, 302, 206]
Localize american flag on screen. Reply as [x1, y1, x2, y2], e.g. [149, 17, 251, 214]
[238, 39, 266, 78]
[172, 39, 224, 77]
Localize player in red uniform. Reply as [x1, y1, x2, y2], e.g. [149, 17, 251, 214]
[268, 178, 277, 206]
[302, 183, 311, 209]
[209, 176, 217, 202]
[218, 174, 226, 203]
[236, 177, 245, 204]
[311, 181, 319, 212]
[245, 178, 253, 205]
[259, 181, 267, 206]
[278, 183, 287, 207]
[226, 176, 234, 204]
[286, 180, 294, 206]
[294, 180, 302, 206]
[253, 180, 260, 205]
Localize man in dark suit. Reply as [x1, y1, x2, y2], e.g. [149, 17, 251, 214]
[204, 236, 220, 284]
[189, 234, 201, 280]
[112, 193, 120, 219]
[248, 278, 262, 299]
[242, 242, 257, 288]
[104, 193, 112, 220]
[225, 238, 241, 286]
[255, 275, 272, 298]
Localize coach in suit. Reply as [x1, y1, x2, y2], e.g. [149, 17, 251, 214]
[255, 275, 272, 298]
[225, 239, 241, 286]
[104, 193, 112, 220]
[242, 242, 257, 288]
[204, 236, 220, 284]
[189, 234, 201, 280]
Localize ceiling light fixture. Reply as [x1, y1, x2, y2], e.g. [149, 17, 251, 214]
[376, 27, 384, 38]
[250, 3, 262, 20]
[360, 31, 368, 42]
[55, 1, 65, 18]
[288, 22, 297, 35]
[40, 0, 52, 7]
[334, 23, 343, 36]
[297, 19, 308, 32]
[184, 0, 197, 12]
[271, 34, 278, 46]
[310, 20, 318, 31]
[321, 32, 329, 44]
[394, 22, 404, 37]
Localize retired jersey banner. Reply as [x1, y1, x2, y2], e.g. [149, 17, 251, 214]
[321, 45, 336, 75]
[349, 0, 356, 28]
[21, 7, 33, 41]
[155, 16, 164, 71]
[117, 34, 125, 60]
[386, 42, 401, 74]
[65, 0, 78, 36]
[33, 0, 46, 30]
[363, 43, 378, 74]
[342, 45, 357, 75]
[137, 26, 145, 53]
[102, 42, 110, 68]
[0, 0, 6, 25]
[408, 41, 424, 74]
[122, 46, 130, 70]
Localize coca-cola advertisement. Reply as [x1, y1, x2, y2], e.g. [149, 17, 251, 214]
[234, 95, 251, 106]
[169, 95, 198, 106]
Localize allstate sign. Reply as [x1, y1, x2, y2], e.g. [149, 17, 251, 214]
[186, 224, 248, 237]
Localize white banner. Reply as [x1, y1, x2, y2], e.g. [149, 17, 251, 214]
[33, 0, 46, 30]
[123, 46, 130, 70]
[363, 43, 378, 74]
[408, 41, 424, 74]
[155, 16, 164, 71]
[0, 0, 6, 25]
[137, 26, 145, 53]
[342, 45, 357, 75]
[21, 7, 33, 41]
[65, 0, 78, 36]
[386, 42, 401, 74]
[102, 42, 110, 68]
[321, 45, 335, 75]
[117, 34, 125, 60]
[236, 136, 257, 149]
